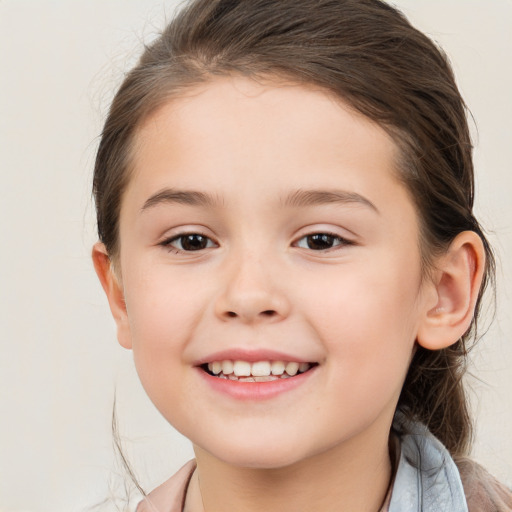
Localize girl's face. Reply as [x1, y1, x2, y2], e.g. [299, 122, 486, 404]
[113, 77, 436, 468]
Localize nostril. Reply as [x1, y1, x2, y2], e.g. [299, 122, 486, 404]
[222, 309, 279, 320]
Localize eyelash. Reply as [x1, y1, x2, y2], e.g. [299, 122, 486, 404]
[160, 231, 354, 254]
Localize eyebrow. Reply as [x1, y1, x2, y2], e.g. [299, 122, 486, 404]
[140, 187, 378, 213]
[282, 189, 379, 213]
[141, 188, 221, 211]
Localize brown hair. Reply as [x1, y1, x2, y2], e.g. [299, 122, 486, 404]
[93, 0, 495, 457]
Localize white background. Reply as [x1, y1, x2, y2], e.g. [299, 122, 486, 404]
[0, 1, 511, 511]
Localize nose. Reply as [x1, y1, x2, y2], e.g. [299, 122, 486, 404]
[214, 252, 291, 324]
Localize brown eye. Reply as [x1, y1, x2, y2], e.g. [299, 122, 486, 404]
[295, 233, 351, 251]
[181, 234, 208, 250]
[165, 233, 216, 252]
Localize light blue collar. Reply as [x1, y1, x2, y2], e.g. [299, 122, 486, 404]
[388, 412, 468, 512]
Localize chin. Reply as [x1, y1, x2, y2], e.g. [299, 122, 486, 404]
[197, 434, 320, 470]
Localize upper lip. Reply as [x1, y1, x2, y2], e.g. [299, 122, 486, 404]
[193, 348, 315, 366]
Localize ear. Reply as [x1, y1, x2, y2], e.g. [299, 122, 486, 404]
[417, 231, 486, 350]
[92, 242, 132, 349]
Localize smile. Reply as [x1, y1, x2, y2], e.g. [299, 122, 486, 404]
[203, 360, 316, 382]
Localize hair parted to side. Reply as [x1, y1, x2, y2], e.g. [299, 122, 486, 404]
[93, 0, 495, 456]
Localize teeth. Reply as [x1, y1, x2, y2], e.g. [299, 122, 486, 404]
[206, 360, 313, 379]
[251, 361, 271, 377]
[233, 360, 251, 377]
[285, 362, 299, 376]
[254, 375, 279, 382]
[238, 376, 256, 382]
[271, 361, 285, 376]
[299, 362, 310, 373]
[222, 360, 234, 375]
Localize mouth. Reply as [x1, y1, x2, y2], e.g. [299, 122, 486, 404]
[201, 360, 318, 382]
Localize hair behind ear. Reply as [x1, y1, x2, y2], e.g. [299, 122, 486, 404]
[399, 231, 489, 456]
[398, 343, 473, 455]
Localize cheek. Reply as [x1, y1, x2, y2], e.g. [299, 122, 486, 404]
[124, 256, 205, 339]
[303, 252, 422, 390]
[306, 254, 421, 337]
[121, 264, 206, 397]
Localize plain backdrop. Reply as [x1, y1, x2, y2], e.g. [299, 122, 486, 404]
[0, 1, 511, 511]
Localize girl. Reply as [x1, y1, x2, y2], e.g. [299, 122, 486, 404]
[91, 0, 512, 510]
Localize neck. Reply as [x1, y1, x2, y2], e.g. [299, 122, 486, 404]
[186, 424, 393, 512]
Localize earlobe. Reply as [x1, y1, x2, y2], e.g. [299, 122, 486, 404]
[92, 242, 132, 349]
[417, 231, 485, 351]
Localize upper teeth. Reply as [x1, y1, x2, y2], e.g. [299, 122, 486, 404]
[207, 360, 311, 377]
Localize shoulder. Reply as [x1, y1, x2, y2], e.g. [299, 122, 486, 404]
[455, 457, 512, 512]
[136, 460, 196, 512]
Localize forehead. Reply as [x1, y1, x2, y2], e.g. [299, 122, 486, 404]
[123, 76, 414, 225]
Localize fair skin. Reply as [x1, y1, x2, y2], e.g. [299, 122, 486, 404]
[93, 76, 485, 512]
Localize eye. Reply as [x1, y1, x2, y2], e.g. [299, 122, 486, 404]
[162, 233, 217, 252]
[295, 233, 352, 251]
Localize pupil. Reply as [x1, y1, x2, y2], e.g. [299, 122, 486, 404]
[307, 234, 334, 250]
[182, 234, 207, 251]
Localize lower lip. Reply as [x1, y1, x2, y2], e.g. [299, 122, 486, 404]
[197, 367, 317, 401]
